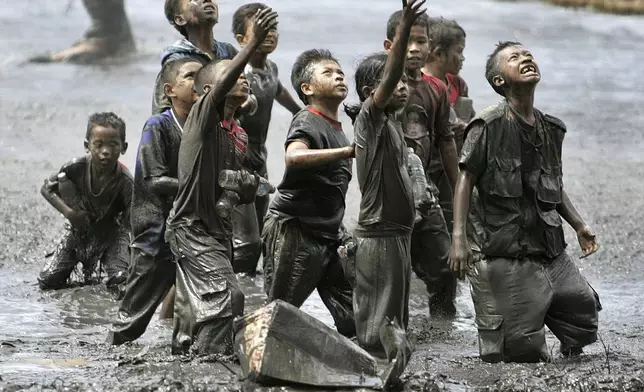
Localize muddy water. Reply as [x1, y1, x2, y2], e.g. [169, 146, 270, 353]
[1, 0, 643, 390]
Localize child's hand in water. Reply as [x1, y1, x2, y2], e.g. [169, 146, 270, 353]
[252, 7, 279, 43]
[401, 0, 427, 30]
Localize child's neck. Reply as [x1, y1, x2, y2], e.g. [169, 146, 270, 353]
[422, 62, 447, 84]
[223, 99, 241, 123]
[309, 100, 340, 122]
[407, 66, 423, 82]
[90, 158, 117, 182]
[171, 103, 191, 128]
[506, 88, 536, 125]
[249, 51, 268, 69]
[186, 25, 216, 58]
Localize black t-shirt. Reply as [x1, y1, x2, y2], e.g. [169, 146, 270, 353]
[50, 155, 132, 233]
[354, 97, 414, 236]
[130, 109, 182, 257]
[240, 60, 282, 173]
[270, 108, 352, 239]
[169, 91, 240, 239]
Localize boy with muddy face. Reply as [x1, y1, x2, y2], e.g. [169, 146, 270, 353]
[390, 9, 457, 319]
[107, 59, 203, 346]
[165, 8, 278, 356]
[451, 41, 601, 363]
[423, 17, 474, 235]
[39, 113, 132, 292]
[261, 49, 356, 338]
[229, 3, 302, 275]
[153, 0, 257, 117]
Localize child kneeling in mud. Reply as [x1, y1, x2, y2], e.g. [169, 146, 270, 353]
[344, 0, 426, 356]
[39, 112, 132, 293]
[165, 7, 278, 355]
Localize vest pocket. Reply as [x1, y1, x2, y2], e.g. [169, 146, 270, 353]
[537, 170, 562, 206]
[476, 314, 504, 363]
[490, 157, 522, 198]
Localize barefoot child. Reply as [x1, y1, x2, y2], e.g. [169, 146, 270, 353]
[165, 7, 278, 355]
[39, 113, 131, 292]
[343, 0, 426, 356]
[230, 2, 302, 274]
[107, 59, 203, 345]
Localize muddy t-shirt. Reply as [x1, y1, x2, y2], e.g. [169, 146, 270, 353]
[354, 97, 414, 236]
[240, 60, 282, 173]
[270, 108, 352, 240]
[51, 156, 132, 232]
[421, 73, 456, 176]
[169, 91, 240, 239]
[130, 109, 182, 257]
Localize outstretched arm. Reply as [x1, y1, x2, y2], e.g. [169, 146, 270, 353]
[373, 0, 426, 109]
[276, 82, 302, 115]
[208, 8, 279, 107]
[285, 141, 354, 169]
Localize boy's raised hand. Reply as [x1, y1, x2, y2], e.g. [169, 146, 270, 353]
[401, 0, 427, 30]
[252, 8, 279, 43]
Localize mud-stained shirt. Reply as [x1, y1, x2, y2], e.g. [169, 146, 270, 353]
[49, 156, 132, 232]
[408, 75, 454, 176]
[130, 109, 182, 257]
[354, 97, 414, 236]
[240, 60, 282, 172]
[169, 91, 242, 240]
[270, 108, 352, 240]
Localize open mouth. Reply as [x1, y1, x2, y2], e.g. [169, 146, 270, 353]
[203, 5, 216, 12]
[520, 63, 538, 75]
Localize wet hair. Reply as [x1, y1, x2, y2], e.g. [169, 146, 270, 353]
[86, 112, 126, 143]
[232, 3, 268, 37]
[485, 41, 522, 97]
[427, 17, 466, 54]
[344, 53, 388, 124]
[193, 60, 230, 95]
[164, 0, 188, 39]
[161, 58, 200, 86]
[290, 49, 340, 105]
[386, 10, 430, 41]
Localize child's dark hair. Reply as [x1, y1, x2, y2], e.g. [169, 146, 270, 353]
[291, 49, 339, 105]
[164, 0, 188, 39]
[194, 60, 222, 95]
[86, 112, 126, 143]
[386, 10, 430, 41]
[427, 17, 466, 54]
[161, 58, 200, 86]
[344, 53, 388, 124]
[485, 41, 522, 97]
[232, 3, 268, 36]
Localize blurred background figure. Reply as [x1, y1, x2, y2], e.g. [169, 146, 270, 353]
[30, 0, 135, 63]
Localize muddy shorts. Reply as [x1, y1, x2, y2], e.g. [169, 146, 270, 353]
[411, 207, 456, 317]
[353, 232, 411, 357]
[232, 203, 261, 274]
[107, 250, 176, 345]
[167, 223, 244, 355]
[262, 214, 355, 337]
[38, 226, 129, 291]
[468, 252, 600, 363]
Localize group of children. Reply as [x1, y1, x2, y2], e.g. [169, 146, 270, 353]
[39, 0, 600, 363]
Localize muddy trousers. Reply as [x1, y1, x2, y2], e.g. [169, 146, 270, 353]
[353, 232, 411, 357]
[469, 252, 599, 363]
[106, 250, 176, 345]
[232, 203, 261, 274]
[38, 229, 129, 290]
[82, 0, 133, 49]
[262, 214, 356, 338]
[411, 207, 457, 317]
[168, 224, 244, 355]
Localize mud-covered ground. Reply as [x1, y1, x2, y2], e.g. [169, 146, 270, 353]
[1, 0, 644, 391]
